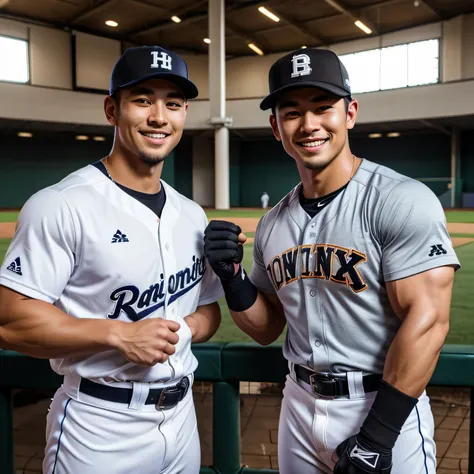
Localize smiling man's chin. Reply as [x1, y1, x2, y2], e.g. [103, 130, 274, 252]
[300, 153, 334, 171]
[138, 151, 168, 165]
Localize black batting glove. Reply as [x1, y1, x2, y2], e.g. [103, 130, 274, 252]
[334, 433, 392, 474]
[204, 220, 243, 280]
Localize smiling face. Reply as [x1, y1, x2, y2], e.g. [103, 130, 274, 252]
[104, 78, 188, 165]
[270, 87, 357, 171]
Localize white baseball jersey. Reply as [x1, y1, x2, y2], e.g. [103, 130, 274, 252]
[0, 164, 224, 385]
[251, 159, 460, 375]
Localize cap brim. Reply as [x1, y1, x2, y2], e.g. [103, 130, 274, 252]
[260, 81, 350, 111]
[112, 72, 199, 99]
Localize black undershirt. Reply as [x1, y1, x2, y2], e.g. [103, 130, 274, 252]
[92, 161, 166, 218]
[299, 183, 348, 218]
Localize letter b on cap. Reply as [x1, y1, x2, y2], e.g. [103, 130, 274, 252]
[151, 51, 172, 70]
[291, 54, 312, 78]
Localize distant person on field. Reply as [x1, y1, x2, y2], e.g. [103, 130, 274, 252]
[261, 192, 269, 209]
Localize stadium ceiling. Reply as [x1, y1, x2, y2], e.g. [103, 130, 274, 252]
[1, 0, 474, 57]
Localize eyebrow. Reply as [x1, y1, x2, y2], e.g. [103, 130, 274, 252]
[128, 86, 185, 101]
[278, 94, 335, 109]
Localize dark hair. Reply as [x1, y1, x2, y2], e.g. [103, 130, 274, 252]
[271, 96, 351, 116]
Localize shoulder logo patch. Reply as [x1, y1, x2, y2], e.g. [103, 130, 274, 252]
[111, 230, 129, 243]
[428, 244, 447, 257]
[7, 257, 22, 275]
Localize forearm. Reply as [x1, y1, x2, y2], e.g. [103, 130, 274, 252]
[383, 310, 449, 398]
[230, 291, 285, 345]
[0, 298, 120, 358]
[185, 302, 221, 343]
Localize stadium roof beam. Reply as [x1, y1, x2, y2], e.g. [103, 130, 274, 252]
[418, 119, 451, 136]
[126, 0, 272, 37]
[324, 0, 379, 35]
[271, 7, 328, 46]
[67, 0, 119, 25]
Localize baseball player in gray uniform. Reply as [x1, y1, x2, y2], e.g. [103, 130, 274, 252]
[0, 46, 223, 474]
[204, 48, 460, 473]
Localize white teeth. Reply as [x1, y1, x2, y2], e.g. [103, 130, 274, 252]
[301, 139, 326, 147]
[143, 133, 166, 139]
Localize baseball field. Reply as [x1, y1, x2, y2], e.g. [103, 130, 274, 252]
[1, 208, 474, 345]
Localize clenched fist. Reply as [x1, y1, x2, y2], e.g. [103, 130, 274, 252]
[204, 220, 246, 280]
[109, 318, 180, 366]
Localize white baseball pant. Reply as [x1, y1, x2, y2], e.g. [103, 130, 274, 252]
[278, 370, 436, 474]
[43, 376, 200, 474]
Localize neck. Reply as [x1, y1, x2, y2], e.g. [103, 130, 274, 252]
[104, 147, 163, 194]
[298, 149, 359, 199]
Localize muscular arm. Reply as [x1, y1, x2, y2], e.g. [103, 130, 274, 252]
[184, 302, 221, 343]
[384, 265, 455, 397]
[0, 285, 179, 365]
[229, 291, 286, 346]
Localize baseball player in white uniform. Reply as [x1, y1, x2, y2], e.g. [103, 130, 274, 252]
[0, 46, 223, 474]
[204, 48, 460, 473]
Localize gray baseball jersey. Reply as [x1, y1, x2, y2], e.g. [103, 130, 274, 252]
[251, 159, 460, 375]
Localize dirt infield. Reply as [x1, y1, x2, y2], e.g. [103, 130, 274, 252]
[1, 218, 473, 248]
[451, 237, 474, 247]
[0, 222, 15, 238]
[210, 217, 260, 233]
[447, 223, 474, 234]
[217, 218, 474, 248]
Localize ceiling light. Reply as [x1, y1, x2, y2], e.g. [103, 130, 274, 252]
[105, 20, 118, 27]
[93, 136, 106, 142]
[17, 132, 32, 138]
[369, 133, 382, 138]
[301, 46, 307, 49]
[171, 16, 181, 23]
[248, 43, 264, 56]
[354, 20, 372, 35]
[258, 6, 280, 22]
[387, 132, 400, 138]
[76, 135, 89, 141]
[203, 38, 211, 44]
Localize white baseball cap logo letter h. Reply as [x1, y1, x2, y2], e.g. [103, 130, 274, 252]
[291, 54, 312, 78]
[150, 51, 172, 70]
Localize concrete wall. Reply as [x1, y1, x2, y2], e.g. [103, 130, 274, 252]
[1, 14, 474, 129]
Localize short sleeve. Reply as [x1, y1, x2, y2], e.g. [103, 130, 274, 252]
[0, 189, 76, 303]
[250, 218, 276, 293]
[379, 180, 460, 282]
[197, 212, 224, 306]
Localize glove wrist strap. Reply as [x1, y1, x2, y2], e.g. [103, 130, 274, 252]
[360, 380, 418, 450]
[221, 266, 258, 312]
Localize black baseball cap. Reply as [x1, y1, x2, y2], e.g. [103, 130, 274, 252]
[109, 46, 198, 99]
[260, 48, 351, 111]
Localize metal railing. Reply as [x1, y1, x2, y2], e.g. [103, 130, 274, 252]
[1, 343, 474, 474]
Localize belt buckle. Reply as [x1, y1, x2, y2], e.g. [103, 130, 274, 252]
[309, 373, 338, 399]
[155, 377, 189, 411]
[156, 388, 169, 410]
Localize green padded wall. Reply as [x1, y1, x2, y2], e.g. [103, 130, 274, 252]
[239, 139, 300, 207]
[461, 131, 474, 193]
[238, 132, 452, 207]
[230, 140, 241, 207]
[173, 135, 193, 199]
[0, 134, 175, 209]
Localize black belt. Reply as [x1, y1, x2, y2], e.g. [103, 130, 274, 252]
[79, 376, 190, 410]
[294, 365, 382, 398]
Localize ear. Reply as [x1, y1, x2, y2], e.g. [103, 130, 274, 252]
[346, 99, 359, 130]
[269, 114, 281, 142]
[185, 102, 189, 114]
[104, 96, 119, 126]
